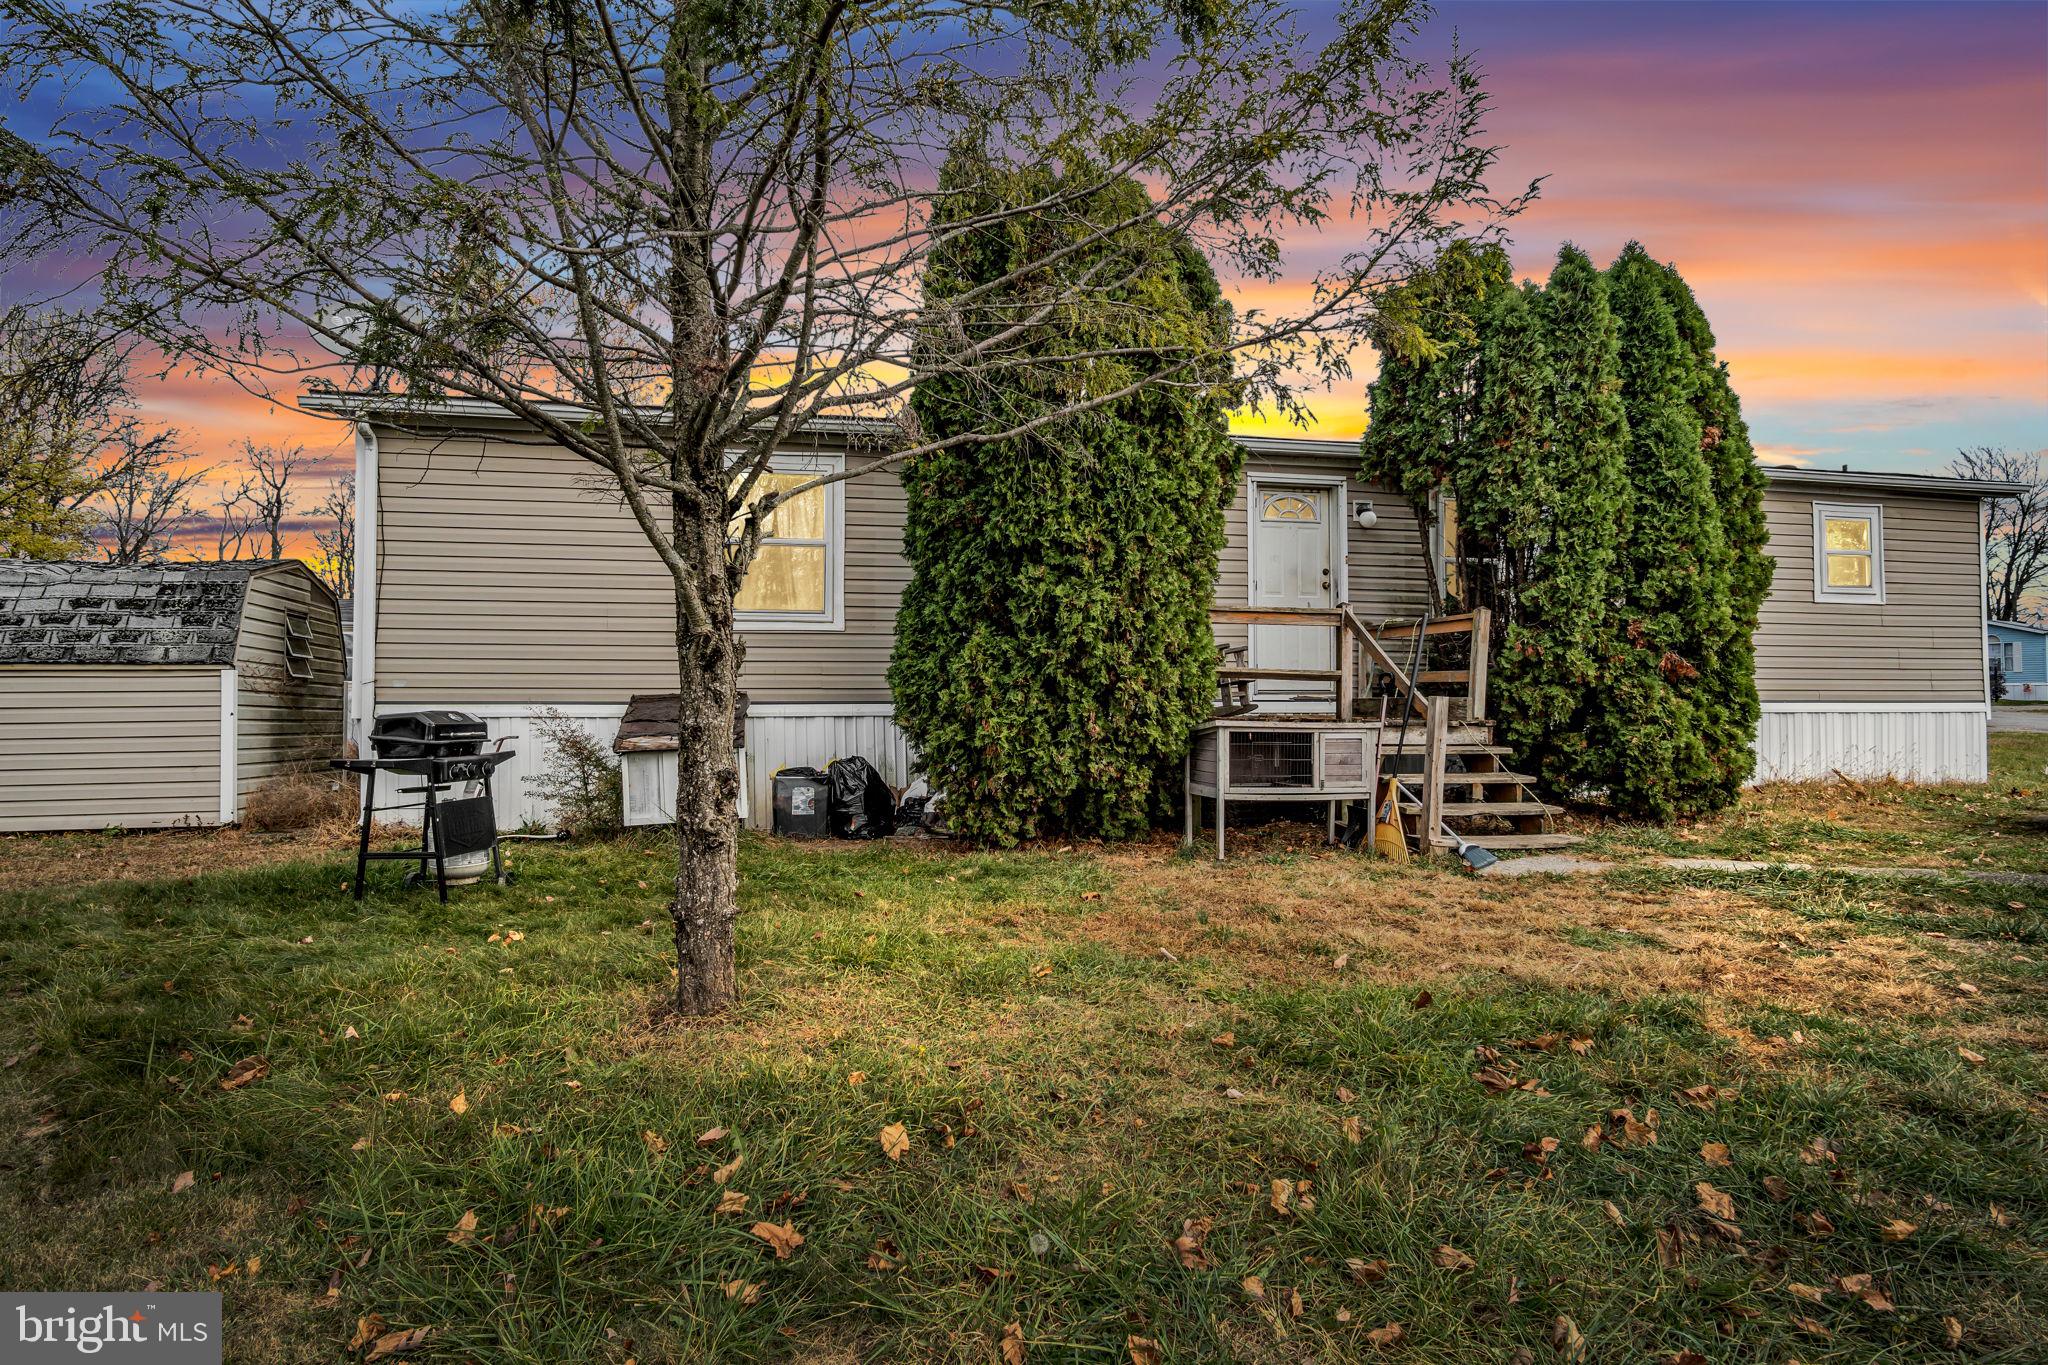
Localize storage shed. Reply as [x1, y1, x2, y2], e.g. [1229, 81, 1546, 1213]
[0, 559, 346, 832]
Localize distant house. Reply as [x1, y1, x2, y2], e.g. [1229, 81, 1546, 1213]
[310, 393, 2023, 828]
[0, 560, 346, 832]
[1989, 618, 2048, 697]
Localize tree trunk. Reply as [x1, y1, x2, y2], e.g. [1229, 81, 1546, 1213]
[669, 543, 743, 1016]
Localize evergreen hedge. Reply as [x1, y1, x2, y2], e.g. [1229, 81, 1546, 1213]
[1360, 240, 1766, 821]
[890, 158, 1239, 845]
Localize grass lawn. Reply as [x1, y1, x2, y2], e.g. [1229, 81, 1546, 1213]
[1571, 732, 2048, 876]
[1, 797, 2044, 1361]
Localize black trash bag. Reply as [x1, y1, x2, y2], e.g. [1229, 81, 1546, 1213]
[826, 757, 896, 839]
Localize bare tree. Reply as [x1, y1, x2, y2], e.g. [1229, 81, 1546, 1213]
[88, 426, 207, 563]
[0, 304, 139, 557]
[312, 474, 356, 603]
[1952, 446, 2047, 623]
[1, 0, 1529, 1012]
[207, 475, 259, 561]
[233, 440, 314, 560]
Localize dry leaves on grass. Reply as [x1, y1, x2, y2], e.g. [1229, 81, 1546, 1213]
[1364, 1323, 1405, 1348]
[1836, 1272, 1894, 1312]
[363, 1326, 431, 1361]
[1695, 1184, 1736, 1221]
[1431, 1245, 1475, 1272]
[696, 1126, 728, 1146]
[1878, 1218, 1917, 1242]
[713, 1154, 745, 1185]
[1958, 1046, 1986, 1065]
[171, 1171, 195, 1195]
[347, 1316, 386, 1352]
[715, 1191, 749, 1216]
[750, 1221, 804, 1259]
[1344, 1258, 1388, 1284]
[722, 1279, 760, 1306]
[1169, 1217, 1213, 1270]
[219, 1056, 269, 1091]
[1550, 1315, 1586, 1362]
[446, 1210, 478, 1246]
[879, 1122, 910, 1162]
[1000, 1321, 1026, 1365]
[1341, 1115, 1365, 1144]
[1700, 1142, 1733, 1167]
[1125, 1337, 1162, 1365]
[448, 1091, 469, 1116]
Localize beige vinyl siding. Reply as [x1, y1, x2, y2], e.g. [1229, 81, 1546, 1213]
[0, 666, 221, 831]
[1213, 455, 1433, 657]
[234, 564, 348, 800]
[374, 431, 906, 705]
[1753, 486, 1985, 703]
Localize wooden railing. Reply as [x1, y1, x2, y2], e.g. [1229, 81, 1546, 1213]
[1374, 607, 1491, 723]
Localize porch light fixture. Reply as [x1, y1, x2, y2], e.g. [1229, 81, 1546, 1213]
[1351, 500, 1379, 530]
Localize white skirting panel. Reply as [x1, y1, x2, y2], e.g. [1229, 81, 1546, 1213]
[1752, 703, 1989, 785]
[739, 704, 919, 829]
[372, 702, 626, 830]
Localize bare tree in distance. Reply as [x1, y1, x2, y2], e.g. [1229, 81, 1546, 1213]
[0, 0, 1532, 1013]
[1951, 446, 2047, 624]
[312, 474, 356, 604]
[207, 474, 259, 561]
[234, 440, 315, 561]
[89, 427, 207, 563]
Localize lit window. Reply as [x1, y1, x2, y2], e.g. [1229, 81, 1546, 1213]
[1262, 493, 1318, 522]
[1812, 502, 1884, 604]
[728, 456, 842, 627]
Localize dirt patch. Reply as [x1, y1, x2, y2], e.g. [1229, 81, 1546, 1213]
[0, 823, 362, 894]
[1083, 834, 1974, 1027]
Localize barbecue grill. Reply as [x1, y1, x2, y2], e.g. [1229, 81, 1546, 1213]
[332, 709, 513, 901]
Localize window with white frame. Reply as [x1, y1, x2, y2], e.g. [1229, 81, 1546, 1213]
[1812, 501, 1884, 604]
[728, 454, 843, 627]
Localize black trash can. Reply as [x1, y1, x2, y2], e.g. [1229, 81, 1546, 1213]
[772, 766, 830, 838]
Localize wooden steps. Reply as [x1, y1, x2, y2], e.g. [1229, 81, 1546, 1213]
[1218, 667, 1341, 683]
[1432, 831, 1581, 852]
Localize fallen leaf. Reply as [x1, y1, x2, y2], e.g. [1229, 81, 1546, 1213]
[1695, 1182, 1735, 1221]
[1000, 1321, 1026, 1365]
[1601, 1200, 1626, 1228]
[1661, 1352, 1707, 1365]
[447, 1209, 478, 1245]
[1126, 1337, 1162, 1365]
[1284, 1285, 1304, 1319]
[1944, 1315, 1963, 1348]
[722, 1279, 760, 1306]
[1269, 1179, 1293, 1216]
[1341, 1115, 1365, 1145]
[1240, 1274, 1266, 1302]
[1365, 1323, 1405, 1348]
[449, 1091, 469, 1116]
[1762, 1176, 1792, 1202]
[1431, 1244, 1475, 1271]
[1210, 1032, 1236, 1048]
[1878, 1218, 1916, 1242]
[750, 1221, 804, 1259]
[866, 1237, 904, 1272]
[1799, 1136, 1835, 1165]
[878, 1123, 909, 1162]
[1008, 1180, 1032, 1205]
[696, 1126, 728, 1146]
[845, 1071, 867, 1087]
[1031, 962, 1053, 979]
[342, 1026, 360, 1041]
[171, 1170, 195, 1195]
[219, 1055, 270, 1091]
[1409, 989, 1432, 1009]
[1836, 1272, 1894, 1312]
[351, 1136, 372, 1152]
[1791, 1315, 1830, 1339]
[1170, 1216, 1213, 1269]
[348, 1314, 388, 1351]
[1700, 1142, 1732, 1167]
[1336, 1086, 1357, 1104]
[641, 1130, 666, 1157]
[1344, 1257, 1388, 1283]
[1798, 1211, 1835, 1238]
[1788, 1281, 1826, 1304]
[1525, 1135, 1560, 1164]
[1550, 1314, 1586, 1362]
[713, 1154, 745, 1184]
[715, 1191, 749, 1215]
[365, 1326, 431, 1361]
[1333, 953, 1350, 970]
[1957, 1046, 1986, 1065]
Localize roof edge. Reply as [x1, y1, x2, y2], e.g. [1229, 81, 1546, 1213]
[1760, 466, 2028, 498]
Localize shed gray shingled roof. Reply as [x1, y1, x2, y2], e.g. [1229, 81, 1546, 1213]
[0, 560, 256, 666]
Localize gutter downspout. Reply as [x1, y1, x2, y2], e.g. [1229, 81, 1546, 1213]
[352, 420, 379, 750]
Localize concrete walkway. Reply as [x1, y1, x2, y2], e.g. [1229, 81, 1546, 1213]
[1990, 705, 2048, 733]
[1482, 852, 2048, 889]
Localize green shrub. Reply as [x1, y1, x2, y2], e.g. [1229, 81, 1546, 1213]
[891, 154, 1239, 845]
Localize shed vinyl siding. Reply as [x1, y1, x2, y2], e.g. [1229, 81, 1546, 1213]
[373, 430, 906, 705]
[233, 565, 348, 805]
[1753, 486, 1986, 704]
[0, 666, 222, 831]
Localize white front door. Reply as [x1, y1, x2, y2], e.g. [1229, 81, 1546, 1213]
[1249, 483, 1336, 707]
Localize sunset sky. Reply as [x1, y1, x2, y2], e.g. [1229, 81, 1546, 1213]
[32, 0, 2048, 555]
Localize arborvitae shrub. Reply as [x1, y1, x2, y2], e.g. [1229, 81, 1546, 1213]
[890, 158, 1239, 845]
